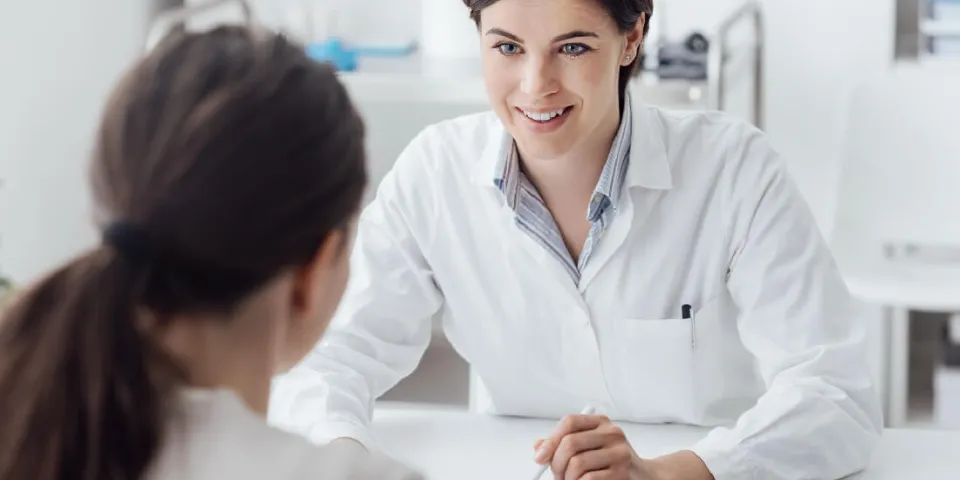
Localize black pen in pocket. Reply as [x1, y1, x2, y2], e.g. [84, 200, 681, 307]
[682, 304, 695, 348]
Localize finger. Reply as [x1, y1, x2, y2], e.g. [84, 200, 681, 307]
[549, 429, 609, 477]
[551, 414, 610, 438]
[579, 472, 613, 480]
[556, 425, 632, 479]
[534, 438, 545, 450]
[537, 414, 611, 463]
[562, 448, 615, 480]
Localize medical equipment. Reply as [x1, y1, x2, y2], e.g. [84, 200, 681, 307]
[636, 1, 764, 127]
[305, 38, 416, 72]
[531, 405, 597, 480]
[289, 0, 417, 72]
[650, 32, 711, 81]
[148, 0, 417, 72]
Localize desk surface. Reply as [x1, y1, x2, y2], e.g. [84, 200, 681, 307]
[841, 260, 960, 311]
[371, 406, 958, 479]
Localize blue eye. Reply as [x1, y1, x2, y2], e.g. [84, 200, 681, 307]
[496, 43, 521, 56]
[561, 43, 591, 56]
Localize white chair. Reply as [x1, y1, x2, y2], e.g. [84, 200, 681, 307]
[831, 65, 960, 427]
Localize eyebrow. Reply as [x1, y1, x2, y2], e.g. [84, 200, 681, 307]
[484, 28, 599, 43]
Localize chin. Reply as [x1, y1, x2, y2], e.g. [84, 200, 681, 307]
[514, 135, 576, 160]
[502, 105, 581, 158]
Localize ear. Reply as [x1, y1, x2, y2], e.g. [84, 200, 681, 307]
[289, 229, 344, 320]
[622, 13, 646, 66]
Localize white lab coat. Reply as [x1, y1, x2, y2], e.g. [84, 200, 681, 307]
[269, 92, 883, 479]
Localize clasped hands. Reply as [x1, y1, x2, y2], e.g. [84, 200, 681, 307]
[533, 413, 713, 480]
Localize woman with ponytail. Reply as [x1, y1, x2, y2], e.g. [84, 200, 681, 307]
[0, 26, 421, 480]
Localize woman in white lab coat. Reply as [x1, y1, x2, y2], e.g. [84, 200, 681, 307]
[272, 0, 883, 478]
[0, 27, 420, 480]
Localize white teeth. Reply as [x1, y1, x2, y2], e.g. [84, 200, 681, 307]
[522, 108, 566, 122]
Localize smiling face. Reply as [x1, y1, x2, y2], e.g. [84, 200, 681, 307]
[478, 0, 644, 161]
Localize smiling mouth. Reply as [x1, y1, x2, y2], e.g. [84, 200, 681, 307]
[517, 106, 573, 123]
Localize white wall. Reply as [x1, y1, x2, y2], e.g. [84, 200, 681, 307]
[0, 0, 898, 283]
[754, 0, 894, 237]
[299, 0, 898, 235]
[0, 0, 151, 283]
[199, 0, 421, 43]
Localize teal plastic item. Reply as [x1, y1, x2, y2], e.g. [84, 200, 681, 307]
[305, 37, 417, 71]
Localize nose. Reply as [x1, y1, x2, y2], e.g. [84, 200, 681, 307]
[519, 55, 558, 99]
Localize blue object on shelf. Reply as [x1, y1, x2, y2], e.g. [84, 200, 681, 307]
[306, 38, 417, 72]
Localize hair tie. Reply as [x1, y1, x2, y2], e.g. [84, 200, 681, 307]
[102, 221, 153, 265]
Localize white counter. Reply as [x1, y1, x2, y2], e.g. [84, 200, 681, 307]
[371, 406, 959, 479]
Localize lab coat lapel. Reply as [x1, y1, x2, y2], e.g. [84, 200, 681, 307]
[477, 118, 585, 296]
[471, 120, 508, 187]
[503, 201, 585, 297]
[578, 96, 674, 292]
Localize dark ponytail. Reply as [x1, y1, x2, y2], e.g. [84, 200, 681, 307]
[0, 248, 177, 480]
[0, 25, 367, 480]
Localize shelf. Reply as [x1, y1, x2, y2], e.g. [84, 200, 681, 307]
[920, 19, 960, 35]
[896, 0, 960, 61]
[915, 53, 960, 65]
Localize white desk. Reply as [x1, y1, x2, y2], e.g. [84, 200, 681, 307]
[841, 261, 960, 427]
[371, 406, 959, 479]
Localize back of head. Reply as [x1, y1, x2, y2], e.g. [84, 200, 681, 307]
[0, 26, 366, 480]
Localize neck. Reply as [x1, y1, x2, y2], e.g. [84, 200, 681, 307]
[151, 296, 282, 417]
[519, 103, 622, 198]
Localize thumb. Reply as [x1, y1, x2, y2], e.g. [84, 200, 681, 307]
[534, 437, 555, 464]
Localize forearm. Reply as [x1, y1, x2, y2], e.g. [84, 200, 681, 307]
[648, 450, 714, 480]
[269, 360, 376, 444]
[688, 376, 882, 479]
[269, 314, 436, 443]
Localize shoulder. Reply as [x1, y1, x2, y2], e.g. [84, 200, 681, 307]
[150, 390, 423, 480]
[394, 109, 502, 177]
[206, 416, 423, 479]
[372, 109, 501, 215]
[287, 440, 424, 480]
[640, 104, 784, 187]
[645, 105, 770, 158]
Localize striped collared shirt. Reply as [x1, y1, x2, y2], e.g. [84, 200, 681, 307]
[493, 96, 632, 283]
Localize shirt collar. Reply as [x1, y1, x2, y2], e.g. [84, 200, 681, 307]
[588, 93, 632, 221]
[493, 91, 633, 219]
[492, 133, 523, 210]
[476, 87, 672, 192]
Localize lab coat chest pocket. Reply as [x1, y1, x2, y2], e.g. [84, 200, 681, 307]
[611, 297, 722, 422]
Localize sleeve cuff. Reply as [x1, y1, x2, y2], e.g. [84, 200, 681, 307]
[306, 420, 381, 452]
[687, 427, 750, 480]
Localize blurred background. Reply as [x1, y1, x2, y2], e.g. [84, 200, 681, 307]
[1, 0, 959, 431]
